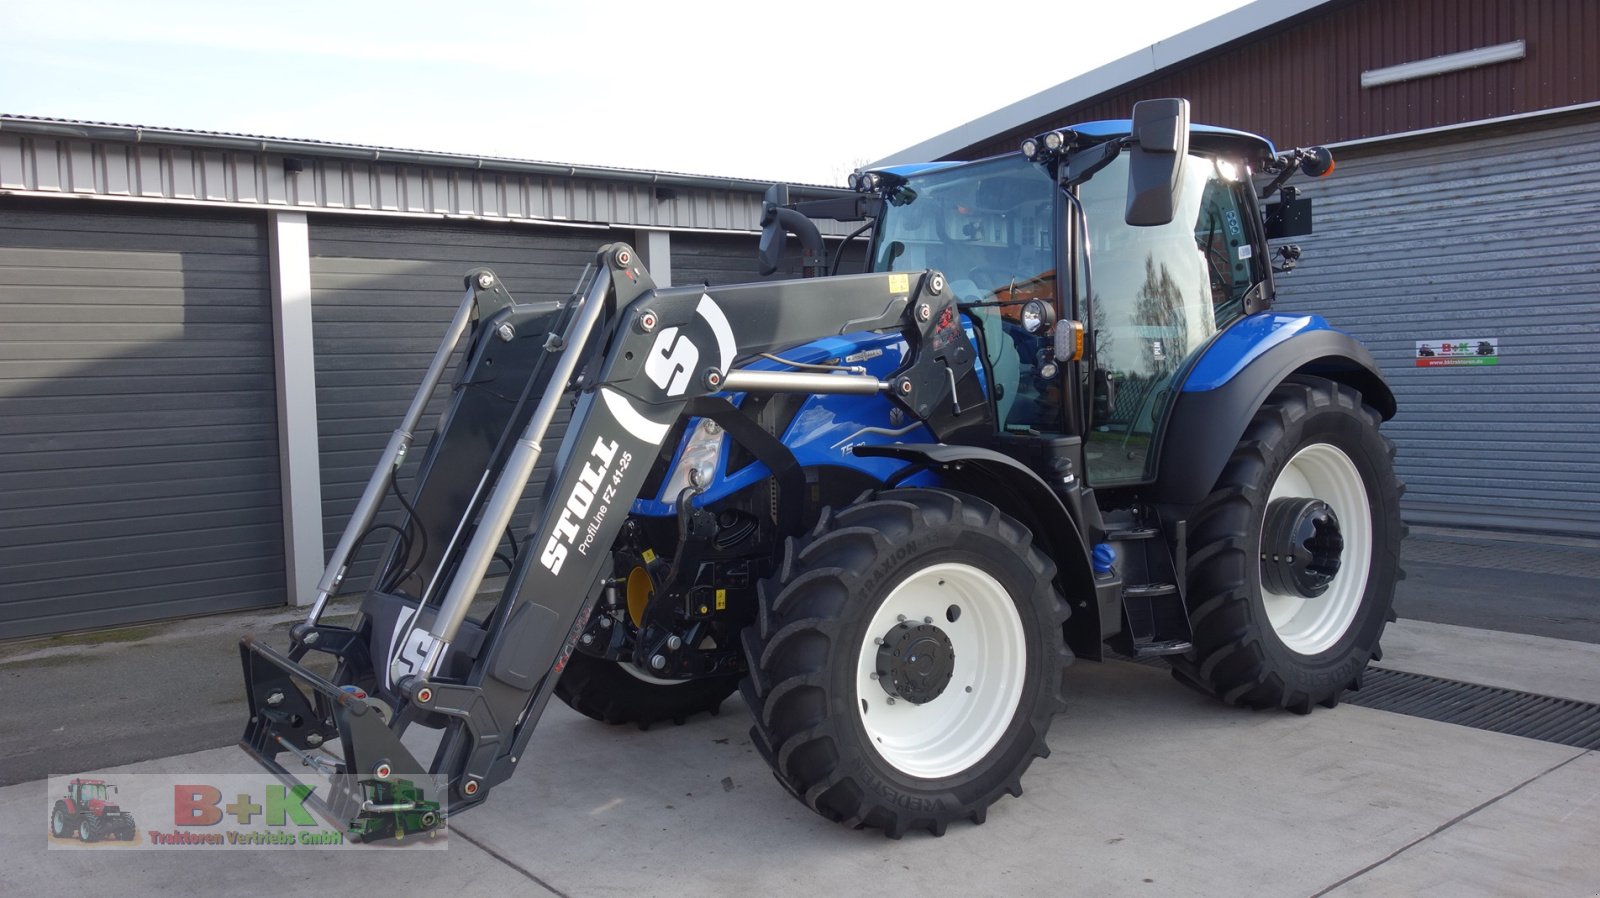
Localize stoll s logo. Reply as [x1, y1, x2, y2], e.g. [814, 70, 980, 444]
[540, 294, 734, 578]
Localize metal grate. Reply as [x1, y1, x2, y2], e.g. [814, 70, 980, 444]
[1344, 667, 1600, 750]
[1113, 656, 1600, 750]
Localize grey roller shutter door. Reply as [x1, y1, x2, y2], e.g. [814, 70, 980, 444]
[672, 233, 869, 287]
[0, 200, 283, 639]
[308, 218, 611, 591]
[1276, 111, 1600, 536]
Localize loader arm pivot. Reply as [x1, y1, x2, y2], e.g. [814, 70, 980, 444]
[238, 243, 985, 837]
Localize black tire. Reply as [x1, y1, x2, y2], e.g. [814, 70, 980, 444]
[50, 803, 75, 839]
[1169, 376, 1403, 713]
[741, 488, 1070, 838]
[78, 818, 96, 842]
[555, 650, 739, 729]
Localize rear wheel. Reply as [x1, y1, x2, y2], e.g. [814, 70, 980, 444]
[742, 488, 1070, 837]
[556, 650, 739, 729]
[1170, 376, 1402, 712]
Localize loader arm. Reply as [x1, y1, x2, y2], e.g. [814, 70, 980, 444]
[239, 244, 986, 836]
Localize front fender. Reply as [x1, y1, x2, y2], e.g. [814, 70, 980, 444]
[852, 443, 1102, 659]
[1155, 317, 1395, 509]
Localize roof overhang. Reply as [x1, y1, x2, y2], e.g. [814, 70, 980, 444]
[873, 0, 1334, 167]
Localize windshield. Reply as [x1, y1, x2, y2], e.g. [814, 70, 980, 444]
[873, 155, 1059, 430]
[872, 156, 1054, 299]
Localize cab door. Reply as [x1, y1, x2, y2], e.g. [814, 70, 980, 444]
[1079, 152, 1263, 485]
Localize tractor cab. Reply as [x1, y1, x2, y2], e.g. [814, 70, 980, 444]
[863, 115, 1291, 487]
[69, 778, 111, 805]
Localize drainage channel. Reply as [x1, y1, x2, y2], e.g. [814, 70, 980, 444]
[1342, 667, 1600, 751]
[1115, 656, 1600, 751]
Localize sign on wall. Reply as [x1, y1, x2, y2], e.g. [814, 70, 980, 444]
[1415, 338, 1499, 367]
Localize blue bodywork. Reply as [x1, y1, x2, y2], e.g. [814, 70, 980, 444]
[632, 328, 962, 516]
[1182, 313, 1334, 392]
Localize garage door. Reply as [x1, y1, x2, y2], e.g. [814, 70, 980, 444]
[1276, 111, 1600, 537]
[308, 218, 613, 591]
[673, 233, 869, 287]
[0, 200, 284, 639]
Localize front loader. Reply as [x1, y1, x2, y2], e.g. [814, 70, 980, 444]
[239, 99, 1402, 839]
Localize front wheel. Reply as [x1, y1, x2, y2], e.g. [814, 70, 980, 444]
[741, 488, 1071, 837]
[1171, 376, 1403, 712]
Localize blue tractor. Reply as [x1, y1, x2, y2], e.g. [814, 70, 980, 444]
[239, 99, 1401, 839]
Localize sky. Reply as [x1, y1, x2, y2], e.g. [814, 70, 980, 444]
[0, 0, 1257, 186]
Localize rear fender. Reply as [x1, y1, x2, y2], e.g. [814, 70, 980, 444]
[852, 443, 1102, 660]
[1155, 322, 1395, 510]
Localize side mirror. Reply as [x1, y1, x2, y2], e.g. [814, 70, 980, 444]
[1125, 98, 1191, 227]
[757, 183, 790, 276]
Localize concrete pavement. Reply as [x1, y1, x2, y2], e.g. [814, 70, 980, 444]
[2, 620, 1597, 898]
[4, 526, 1595, 787]
[3, 526, 1598, 895]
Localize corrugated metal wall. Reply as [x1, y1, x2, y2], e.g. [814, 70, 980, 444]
[0, 126, 859, 237]
[0, 200, 284, 638]
[1274, 110, 1600, 535]
[307, 217, 613, 590]
[959, 0, 1600, 160]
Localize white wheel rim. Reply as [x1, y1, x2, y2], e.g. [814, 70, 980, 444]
[856, 562, 1026, 779]
[1260, 442, 1372, 655]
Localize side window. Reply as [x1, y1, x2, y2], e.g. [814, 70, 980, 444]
[1193, 167, 1259, 326]
[1081, 153, 1258, 485]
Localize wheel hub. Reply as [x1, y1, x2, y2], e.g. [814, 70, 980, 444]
[875, 621, 956, 705]
[1262, 497, 1343, 598]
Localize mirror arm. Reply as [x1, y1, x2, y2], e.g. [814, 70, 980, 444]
[1258, 156, 1302, 199]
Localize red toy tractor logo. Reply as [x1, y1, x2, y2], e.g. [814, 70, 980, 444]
[50, 778, 137, 842]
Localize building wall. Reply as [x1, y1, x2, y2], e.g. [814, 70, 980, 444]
[0, 119, 870, 636]
[1272, 108, 1600, 536]
[959, 0, 1600, 159]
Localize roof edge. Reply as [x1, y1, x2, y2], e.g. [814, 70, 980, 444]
[0, 115, 848, 198]
[872, 0, 1335, 167]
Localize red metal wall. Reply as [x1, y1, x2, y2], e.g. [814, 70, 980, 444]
[958, 0, 1600, 158]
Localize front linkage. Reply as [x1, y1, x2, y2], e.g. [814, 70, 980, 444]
[239, 244, 984, 838]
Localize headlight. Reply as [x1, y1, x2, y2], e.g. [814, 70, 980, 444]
[663, 418, 723, 497]
[1021, 299, 1056, 335]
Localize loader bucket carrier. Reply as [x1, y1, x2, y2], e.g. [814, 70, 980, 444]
[240, 99, 1401, 840]
[239, 245, 985, 837]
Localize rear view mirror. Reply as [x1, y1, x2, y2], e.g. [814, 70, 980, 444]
[1125, 98, 1191, 226]
[757, 183, 791, 276]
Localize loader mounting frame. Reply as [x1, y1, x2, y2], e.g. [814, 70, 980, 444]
[238, 243, 987, 836]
